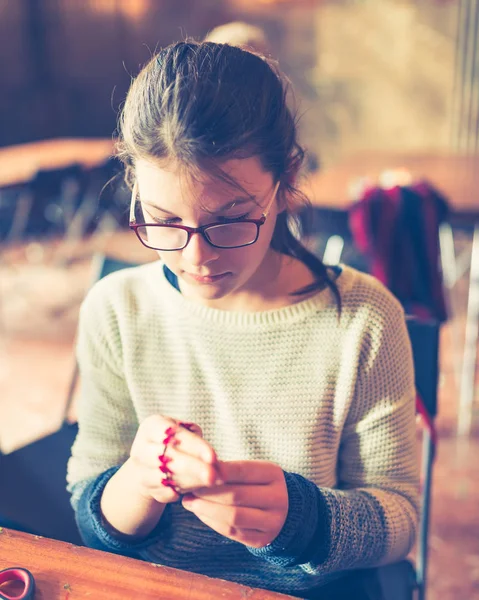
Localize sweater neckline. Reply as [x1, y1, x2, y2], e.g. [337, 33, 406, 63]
[155, 261, 343, 327]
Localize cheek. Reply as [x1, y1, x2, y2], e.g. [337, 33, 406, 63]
[231, 222, 275, 270]
[157, 251, 180, 268]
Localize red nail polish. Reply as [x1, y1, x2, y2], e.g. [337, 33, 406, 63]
[161, 479, 176, 488]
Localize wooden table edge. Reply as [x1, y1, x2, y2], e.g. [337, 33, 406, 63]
[0, 528, 297, 599]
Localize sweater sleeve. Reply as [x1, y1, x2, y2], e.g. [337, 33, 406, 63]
[70, 468, 170, 556]
[248, 294, 420, 573]
[66, 278, 140, 523]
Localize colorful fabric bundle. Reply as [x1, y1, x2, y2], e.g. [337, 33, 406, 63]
[349, 180, 449, 322]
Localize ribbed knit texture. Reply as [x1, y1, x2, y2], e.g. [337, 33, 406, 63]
[67, 261, 419, 597]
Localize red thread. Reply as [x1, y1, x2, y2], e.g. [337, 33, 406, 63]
[161, 479, 178, 489]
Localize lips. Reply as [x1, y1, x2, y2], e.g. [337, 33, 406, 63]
[185, 272, 230, 284]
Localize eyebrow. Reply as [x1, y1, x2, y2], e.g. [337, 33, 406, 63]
[141, 196, 256, 215]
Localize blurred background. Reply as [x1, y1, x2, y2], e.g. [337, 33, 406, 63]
[0, 0, 469, 154]
[0, 1, 478, 599]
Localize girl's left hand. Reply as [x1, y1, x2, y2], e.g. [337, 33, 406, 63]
[181, 460, 289, 548]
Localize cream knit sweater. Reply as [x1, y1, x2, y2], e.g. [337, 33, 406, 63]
[67, 261, 419, 596]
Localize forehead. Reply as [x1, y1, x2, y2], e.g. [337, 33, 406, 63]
[135, 157, 272, 210]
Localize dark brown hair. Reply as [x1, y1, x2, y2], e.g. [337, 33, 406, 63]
[117, 40, 340, 307]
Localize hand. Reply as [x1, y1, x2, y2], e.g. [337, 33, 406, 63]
[128, 415, 222, 505]
[181, 460, 289, 548]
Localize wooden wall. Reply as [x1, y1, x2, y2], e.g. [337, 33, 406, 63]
[0, 0, 235, 147]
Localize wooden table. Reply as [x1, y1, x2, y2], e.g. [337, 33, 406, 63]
[0, 138, 114, 189]
[0, 528, 295, 599]
[303, 151, 479, 224]
[2, 142, 476, 221]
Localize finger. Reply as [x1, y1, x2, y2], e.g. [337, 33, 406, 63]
[181, 496, 274, 532]
[142, 414, 177, 442]
[217, 460, 281, 485]
[143, 417, 216, 464]
[167, 447, 223, 489]
[137, 458, 216, 499]
[191, 483, 282, 509]
[131, 440, 221, 490]
[179, 422, 203, 437]
[137, 442, 213, 470]
[133, 465, 180, 504]
[142, 415, 203, 443]
[173, 427, 217, 464]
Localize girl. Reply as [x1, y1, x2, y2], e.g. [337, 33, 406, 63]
[67, 41, 419, 600]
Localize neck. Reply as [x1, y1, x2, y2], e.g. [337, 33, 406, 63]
[178, 250, 316, 312]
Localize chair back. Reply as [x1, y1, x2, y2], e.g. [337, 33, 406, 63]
[89, 253, 140, 284]
[406, 317, 440, 418]
[26, 164, 85, 239]
[406, 316, 440, 600]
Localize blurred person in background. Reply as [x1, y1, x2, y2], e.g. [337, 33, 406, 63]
[205, 20, 270, 54]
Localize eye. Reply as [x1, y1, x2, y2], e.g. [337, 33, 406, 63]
[152, 216, 180, 225]
[218, 212, 250, 223]
[142, 206, 180, 225]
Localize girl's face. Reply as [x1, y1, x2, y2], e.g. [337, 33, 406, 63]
[135, 156, 280, 307]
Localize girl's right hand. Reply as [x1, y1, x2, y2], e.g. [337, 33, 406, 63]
[128, 414, 221, 504]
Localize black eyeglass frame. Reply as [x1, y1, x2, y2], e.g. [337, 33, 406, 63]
[129, 181, 280, 251]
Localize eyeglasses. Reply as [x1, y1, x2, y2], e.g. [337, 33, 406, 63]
[129, 181, 280, 251]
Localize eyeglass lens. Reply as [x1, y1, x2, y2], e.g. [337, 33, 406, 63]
[136, 222, 259, 250]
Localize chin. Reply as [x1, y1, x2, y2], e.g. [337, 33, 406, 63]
[183, 279, 234, 302]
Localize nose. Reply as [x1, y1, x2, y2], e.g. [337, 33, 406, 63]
[181, 231, 219, 267]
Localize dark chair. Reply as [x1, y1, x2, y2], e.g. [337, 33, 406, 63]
[24, 164, 85, 240]
[0, 183, 34, 243]
[71, 158, 128, 237]
[377, 317, 439, 600]
[0, 422, 82, 544]
[298, 205, 369, 272]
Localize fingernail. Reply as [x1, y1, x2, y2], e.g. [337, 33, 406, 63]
[179, 421, 195, 432]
